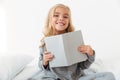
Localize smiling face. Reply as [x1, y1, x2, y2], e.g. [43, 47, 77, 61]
[51, 7, 70, 34]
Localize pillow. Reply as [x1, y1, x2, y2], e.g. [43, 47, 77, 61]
[13, 58, 40, 80]
[0, 54, 33, 80]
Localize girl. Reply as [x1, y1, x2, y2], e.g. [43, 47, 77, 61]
[29, 4, 115, 80]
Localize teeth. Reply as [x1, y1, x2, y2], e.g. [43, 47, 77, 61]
[57, 22, 64, 26]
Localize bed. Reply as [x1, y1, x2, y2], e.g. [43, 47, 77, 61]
[0, 54, 120, 80]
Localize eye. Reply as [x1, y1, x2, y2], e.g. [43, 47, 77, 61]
[63, 16, 69, 18]
[53, 14, 59, 17]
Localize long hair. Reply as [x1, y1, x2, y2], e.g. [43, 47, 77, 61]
[40, 4, 75, 47]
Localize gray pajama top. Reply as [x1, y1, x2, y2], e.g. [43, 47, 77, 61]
[37, 47, 95, 80]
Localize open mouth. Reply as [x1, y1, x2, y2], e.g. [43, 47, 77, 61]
[57, 22, 65, 26]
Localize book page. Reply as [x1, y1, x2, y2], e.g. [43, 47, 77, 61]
[45, 35, 67, 67]
[63, 30, 88, 66]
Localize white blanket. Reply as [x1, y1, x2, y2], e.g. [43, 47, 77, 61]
[13, 57, 120, 80]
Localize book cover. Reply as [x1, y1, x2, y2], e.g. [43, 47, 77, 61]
[44, 30, 88, 67]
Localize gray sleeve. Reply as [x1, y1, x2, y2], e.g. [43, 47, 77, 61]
[38, 47, 50, 71]
[78, 50, 95, 69]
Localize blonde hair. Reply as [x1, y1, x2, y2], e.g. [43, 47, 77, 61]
[40, 4, 75, 47]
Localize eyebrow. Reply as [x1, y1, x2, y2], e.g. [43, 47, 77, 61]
[54, 12, 69, 16]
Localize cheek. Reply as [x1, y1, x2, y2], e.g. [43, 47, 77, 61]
[66, 20, 69, 25]
[51, 19, 56, 26]
[65, 22, 69, 29]
[51, 17, 56, 22]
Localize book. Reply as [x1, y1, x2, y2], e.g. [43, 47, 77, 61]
[44, 30, 88, 67]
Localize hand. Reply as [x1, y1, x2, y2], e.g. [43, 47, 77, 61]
[78, 45, 94, 56]
[43, 51, 54, 66]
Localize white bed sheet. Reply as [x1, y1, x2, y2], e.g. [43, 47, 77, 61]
[85, 57, 120, 80]
[101, 58, 120, 80]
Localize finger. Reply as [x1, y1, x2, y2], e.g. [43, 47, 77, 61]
[47, 56, 54, 61]
[45, 54, 54, 59]
[85, 46, 94, 55]
[78, 46, 86, 52]
[78, 46, 89, 54]
[44, 51, 51, 54]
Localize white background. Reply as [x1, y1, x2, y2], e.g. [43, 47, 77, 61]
[0, 0, 120, 59]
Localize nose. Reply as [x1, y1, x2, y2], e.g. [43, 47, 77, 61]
[59, 16, 63, 21]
